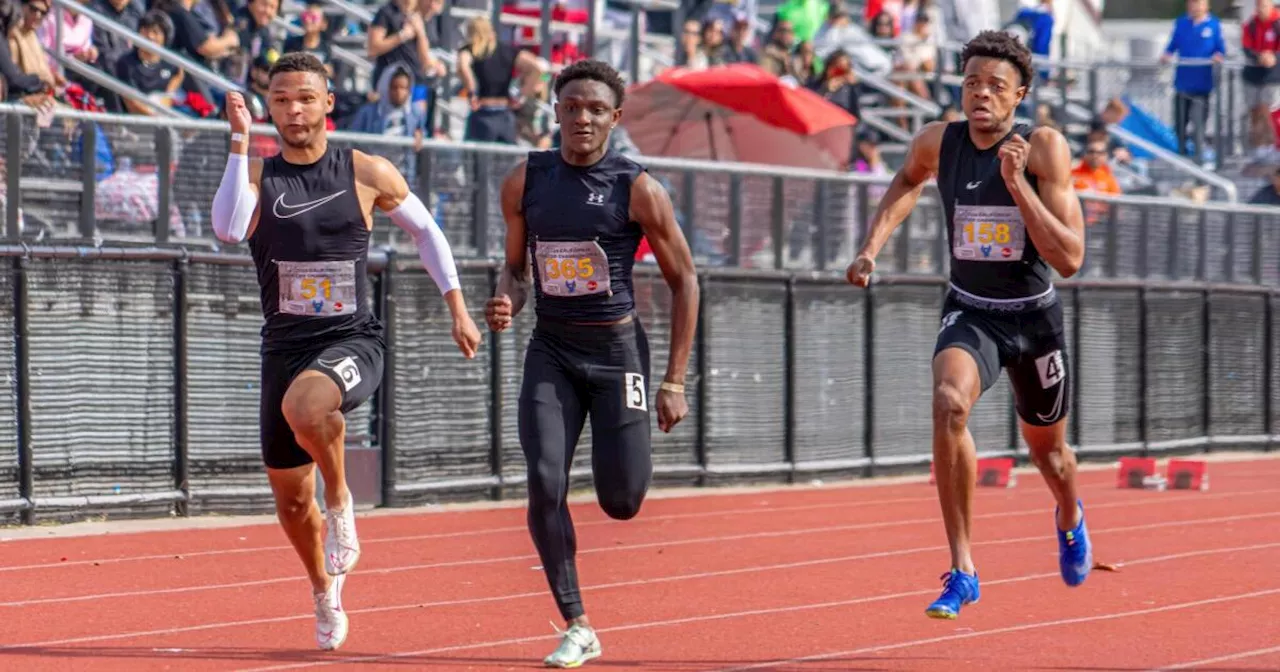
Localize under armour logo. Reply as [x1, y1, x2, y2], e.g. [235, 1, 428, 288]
[586, 193, 605, 206]
[966, 181, 982, 190]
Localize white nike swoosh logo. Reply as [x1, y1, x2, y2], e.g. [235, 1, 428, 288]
[272, 191, 348, 220]
[1035, 380, 1066, 424]
[966, 181, 982, 190]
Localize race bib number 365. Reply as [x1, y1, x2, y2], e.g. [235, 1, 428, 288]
[277, 259, 358, 317]
[953, 205, 1026, 262]
[535, 240, 612, 297]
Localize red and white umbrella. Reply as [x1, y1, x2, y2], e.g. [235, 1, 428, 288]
[621, 64, 858, 170]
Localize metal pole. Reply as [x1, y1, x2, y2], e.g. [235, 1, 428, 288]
[727, 174, 742, 267]
[78, 121, 97, 240]
[862, 285, 876, 476]
[694, 273, 710, 485]
[1214, 63, 1225, 172]
[1071, 286, 1082, 448]
[585, 0, 599, 57]
[13, 257, 32, 524]
[6, 115, 22, 240]
[782, 277, 796, 481]
[379, 250, 398, 507]
[539, 1, 553, 67]
[1264, 292, 1274, 451]
[628, 4, 641, 84]
[155, 128, 173, 243]
[172, 257, 189, 516]
[1138, 286, 1149, 457]
[1201, 289, 1212, 449]
[487, 264, 504, 500]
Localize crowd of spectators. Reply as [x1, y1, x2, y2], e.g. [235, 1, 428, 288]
[1, 0, 1275, 194]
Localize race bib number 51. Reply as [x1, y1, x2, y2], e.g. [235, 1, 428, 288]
[535, 240, 612, 297]
[277, 259, 358, 317]
[953, 205, 1026, 262]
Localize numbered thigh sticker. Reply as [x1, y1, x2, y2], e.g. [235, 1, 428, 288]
[624, 372, 647, 411]
[277, 260, 358, 317]
[952, 205, 1026, 262]
[317, 356, 363, 392]
[534, 240, 612, 297]
[1035, 350, 1065, 389]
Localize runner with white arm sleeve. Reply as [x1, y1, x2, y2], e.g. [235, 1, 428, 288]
[209, 52, 482, 651]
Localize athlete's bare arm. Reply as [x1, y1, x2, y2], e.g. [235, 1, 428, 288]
[848, 121, 946, 287]
[355, 150, 482, 358]
[212, 92, 265, 242]
[485, 161, 533, 333]
[1000, 127, 1086, 278]
[631, 172, 698, 433]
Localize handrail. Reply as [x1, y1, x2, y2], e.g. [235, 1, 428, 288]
[1062, 102, 1238, 202]
[3, 101, 1273, 212]
[57, 0, 244, 95]
[320, 0, 372, 24]
[51, 52, 184, 119]
[856, 111, 915, 144]
[855, 68, 941, 117]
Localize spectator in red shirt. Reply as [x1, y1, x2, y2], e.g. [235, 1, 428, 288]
[1243, 0, 1280, 152]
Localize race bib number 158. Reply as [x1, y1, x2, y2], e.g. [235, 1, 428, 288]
[953, 205, 1027, 262]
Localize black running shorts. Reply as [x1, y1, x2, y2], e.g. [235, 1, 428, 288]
[934, 290, 1071, 426]
[259, 335, 385, 469]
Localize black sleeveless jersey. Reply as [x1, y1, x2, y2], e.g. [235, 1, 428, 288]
[938, 121, 1052, 300]
[521, 149, 645, 323]
[249, 145, 381, 354]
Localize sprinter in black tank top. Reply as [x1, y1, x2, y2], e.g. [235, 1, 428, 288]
[209, 52, 481, 652]
[846, 32, 1096, 621]
[483, 60, 699, 669]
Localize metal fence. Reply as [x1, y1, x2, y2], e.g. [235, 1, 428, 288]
[1, 106, 1279, 525]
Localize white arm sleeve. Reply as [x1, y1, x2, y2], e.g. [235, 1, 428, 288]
[211, 153, 257, 244]
[389, 192, 462, 295]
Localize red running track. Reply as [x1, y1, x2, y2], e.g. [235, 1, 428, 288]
[2, 456, 1280, 671]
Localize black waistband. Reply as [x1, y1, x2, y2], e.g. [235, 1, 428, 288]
[534, 313, 638, 341]
[947, 285, 1058, 313]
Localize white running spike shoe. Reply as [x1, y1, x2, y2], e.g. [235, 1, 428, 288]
[543, 623, 602, 668]
[314, 573, 348, 651]
[324, 492, 360, 575]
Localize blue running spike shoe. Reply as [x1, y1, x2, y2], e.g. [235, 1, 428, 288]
[925, 568, 980, 620]
[1057, 500, 1093, 587]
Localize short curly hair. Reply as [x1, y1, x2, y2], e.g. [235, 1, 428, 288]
[554, 59, 627, 108]
[961, 30, 1034, 89]
[268, 51, 328, 81]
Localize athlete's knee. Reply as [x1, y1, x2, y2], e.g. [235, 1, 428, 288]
[271, 481, 316, 524]
[281, 374, 342, 442]
[932, 380, 973, 433]
[598, 487, 646, 521]
[1026, 432, 1075, 478]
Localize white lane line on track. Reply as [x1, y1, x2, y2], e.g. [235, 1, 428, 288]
[2, 488, 1275, 609]
[0, 491, 1010, 572]
[4, 510, 1276, 651]
[708, 586, 1280, 672]
[2, 493, 1275, 609]
[1151, 644, 1280, 670]
[5, 506, 1274, 609]
[237, 543, 1280, 672]
[0, 480, 1253, 575]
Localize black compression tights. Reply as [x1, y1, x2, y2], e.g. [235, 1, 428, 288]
[518, 327, 653, 621]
